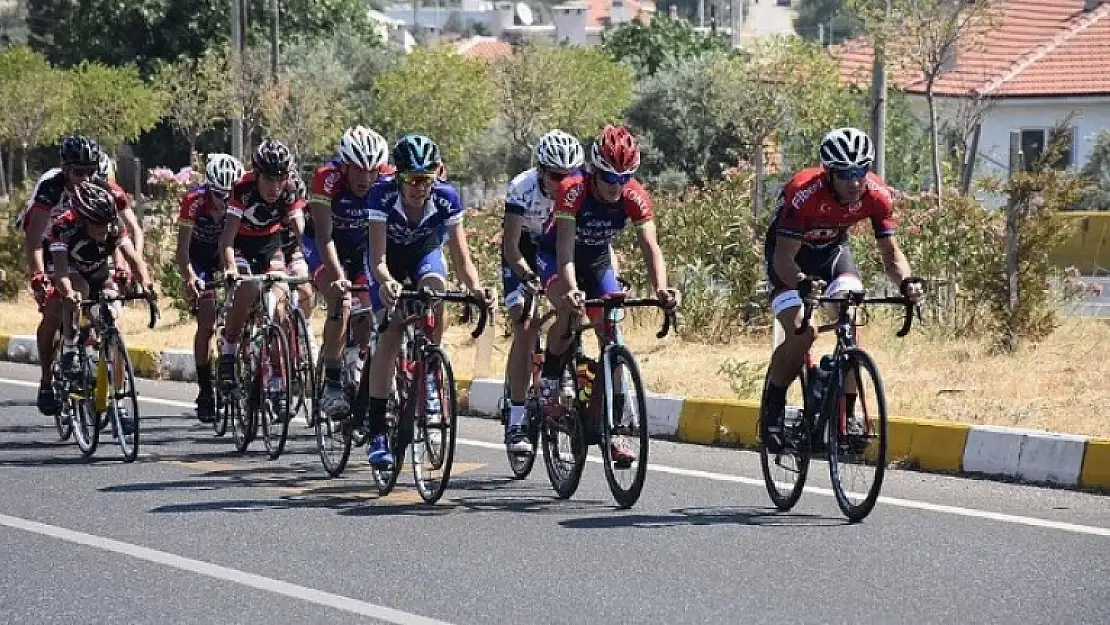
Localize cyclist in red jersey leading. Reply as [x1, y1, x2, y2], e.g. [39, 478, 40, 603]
[761, 127, 923, 453]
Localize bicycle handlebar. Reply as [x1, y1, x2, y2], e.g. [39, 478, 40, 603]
[794, 277, 924, 338]
[377, 288, 491, 339]
[579, 294, 678, 339]
[78, 292, 160, 329]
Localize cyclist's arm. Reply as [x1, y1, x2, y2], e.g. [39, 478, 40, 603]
[876, 236, 913, 286]
[119, 206, 142, 254]
[636, 220, 669, 293]
[501, 213, 531, 279]
[368, 221, 394, 286]
[51, 251, 74, 298]
[771, 236, 804, 288]
[24, 209, 50, 276]
[555, 217, 578, 293]
[219, 214, 240, 273]
[311, 201, 344, 281]
[119, 237, 153, 288]
[176, 224, 198, 286]
[445, 221, 482, 293]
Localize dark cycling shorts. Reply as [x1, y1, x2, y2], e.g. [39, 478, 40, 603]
[233, 233, 285, 275]
[501, 236, 539, 310]
[303, 236, 370, 282]
[764, 241, 862, 315]
[534, 246, 621, 299]
[368, 246, 448, 312]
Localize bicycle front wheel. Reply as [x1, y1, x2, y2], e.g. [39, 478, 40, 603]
[827, 348, 888, 523]
[503, 372, 539, 480]
[230, 339, 257, 453]
[52, 342, 74, 442]
[290, 309, 316, 428]
[258, 324, 293, 460]
[413, 347, 457, 504]
[69, 350, 98, 457]
[372, 368, 409, 496]
[599, 345, 650, 509]
[541, 358, 586, 500]
[105, 335, 140, 463]
[758, 369, 811, 512]
[314, 355, 352, 477]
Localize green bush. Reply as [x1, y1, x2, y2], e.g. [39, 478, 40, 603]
[0, 183, 33, 301]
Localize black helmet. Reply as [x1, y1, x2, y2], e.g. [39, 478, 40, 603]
[60, 135, 102, 169]
[252, 139, 295, 176]
[391, 134, 441, 174]
[71, 181, 117, 225]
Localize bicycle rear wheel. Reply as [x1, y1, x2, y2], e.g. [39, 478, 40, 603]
[314, 355, 352, 477]
[69, 349, 98, 457]
[541, 359, 586, 500]
[758, 369, 811, 512]
[51, 342, 74, 442]
[258, 324, 293, 460]
[828, 348, 888, 523]
[105, 334, 140, 463]
[372, 373, 409, 496]
[599, 345, 649, 509]
[290, 309, 316, 428]
[413, 347, 457, 504]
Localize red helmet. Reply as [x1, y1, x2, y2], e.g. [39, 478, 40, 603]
[589, 125, 640, 175]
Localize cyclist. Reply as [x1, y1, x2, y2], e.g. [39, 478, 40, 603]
[309, 126, 394, 419]
[362, 133, 494, 468]
[761, 127, 923, 453]
[535, 124, 679, 464]
[501, 129, 585, 454]
[176, 153, 245, 422]
[52, 182, 155, 379]
[19, 135, 107, 415]
[216, 140, 307, 388]
[280, 173, 315, 326]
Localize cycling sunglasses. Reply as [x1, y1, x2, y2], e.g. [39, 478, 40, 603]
[399, 172, 436, 186]
[597, 170, 633, 185]
[541, 167, 572, 182]
[831, 165, 870, 181]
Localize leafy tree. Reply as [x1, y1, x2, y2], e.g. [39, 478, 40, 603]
[228, 47, 273, 158]
[154, 51, 233, 166]
[492, 44, 634, 174]
[795, 0, 863, 45]
[67, 61, 166, 151]
[371, 48, 497, 174]
[601, 14, 727, 77]
[0, 45, 70, 178]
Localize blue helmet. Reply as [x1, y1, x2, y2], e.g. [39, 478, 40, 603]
[392, 134, 441, 174]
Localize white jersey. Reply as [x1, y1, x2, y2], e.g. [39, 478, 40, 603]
[503, 168, 552, 240]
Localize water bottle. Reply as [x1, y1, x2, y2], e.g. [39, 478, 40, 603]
[809, 356, 835, 407]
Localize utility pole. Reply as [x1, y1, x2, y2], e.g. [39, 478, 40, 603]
[270, 0, 279, 83]
[871, 0, 892, 178]
[230, 0, 244, 161]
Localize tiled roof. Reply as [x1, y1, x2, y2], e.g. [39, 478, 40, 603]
[835, 0, 1110, 98]
[456, 36, 513, 59]
[586, 0, 656, 28]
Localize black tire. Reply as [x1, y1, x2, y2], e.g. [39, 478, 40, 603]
[541, 358, 586, 500]
[230, 339, 257, 453]
[503, 374, 539, 480]
[372, 370, 409, 496]
[827, 348, 888, 523]
[413, 347, 457, 504]
[70, 348, 98, 457]
[758, 369, 811, 512]
[105, 335, 140, 463]
[290, 310, 315, 428]
[598, 345, 649, 509]
[212, 385, 229, 437]
[52, 343, 74, 442]
[314, 355, 352, 477]
[258, 324, 293, 460]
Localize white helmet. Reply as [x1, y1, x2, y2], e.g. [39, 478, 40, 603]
[535, 129, 585, 171]
[97, 151, 115, 181]
[337, 125, 390, 171]
[205, 153, 245, 192]
[819, 127, 875, 170]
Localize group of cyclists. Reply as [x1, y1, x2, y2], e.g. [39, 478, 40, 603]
[19, 120, 923, 473]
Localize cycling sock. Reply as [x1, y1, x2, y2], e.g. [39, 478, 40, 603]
[196, 363, 212, 389]
[367, 396, 388, 436]
[508, 402, 526, 427]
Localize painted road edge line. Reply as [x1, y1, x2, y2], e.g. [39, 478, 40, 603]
[0, 512, 456, 625]
[0, 333, 1106, 491]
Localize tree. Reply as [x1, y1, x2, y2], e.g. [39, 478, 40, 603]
[154, 51, 233, 167]
[705, 37, 849, 214]
[795, 0, 864, 44]
[67, 62, 166, 151]
[1080, 130, 1110, 211]
[0, 45, 70, 179]
[372, 48, 497, 173]
[229, 47, 274, 157]
[625, 52, 739, 186]
[259, 40, 355, 163]
[493, 44, 634, 175]
[601, 14, 728, 77]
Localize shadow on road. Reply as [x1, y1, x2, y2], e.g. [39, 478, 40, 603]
[559, 506, 847, 529]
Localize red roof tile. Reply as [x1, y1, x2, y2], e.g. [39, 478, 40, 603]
[835, 0, 1110, 98]
[586, 0, 656, 28]
[456, 36, 513, 59]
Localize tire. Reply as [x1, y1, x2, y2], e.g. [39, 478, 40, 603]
[503, 373, 539, 480]
[212, 385, 229, 437]
[758, 368, 811, 512]
[827, 348, 888, 523]
[413, 347, 457, 504]
[372, 368, 409, 497]
[105, 335, 140, 463]
[315, 355, 352, 477]
[598, 345, 649, 509]
[290, 310, 315, 428]
[230, 338, 257, 454]
[258, 324, 293, 460]
[541, 358, 586, 500]
[70, 348, 98, 458]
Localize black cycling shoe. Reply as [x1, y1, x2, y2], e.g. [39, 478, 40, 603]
[196, 388, 217, 423]
[760, 398, 787, 455]
[37, 382, 61, 417]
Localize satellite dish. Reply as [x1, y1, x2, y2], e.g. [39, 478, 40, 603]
[515, 2, 534, 26]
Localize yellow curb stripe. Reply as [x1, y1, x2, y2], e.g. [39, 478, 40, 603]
[0, 334, 9, 358]
[891, 417, 969, 473]
[127, 347, 161, 378]
[677, 398, 759, 447]
[1080, 438, 1110, 490]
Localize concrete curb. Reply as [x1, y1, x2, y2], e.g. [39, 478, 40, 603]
[2, 332, 1106, 492]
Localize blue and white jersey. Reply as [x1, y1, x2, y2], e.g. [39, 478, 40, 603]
[504, 168, 556, 241]
[367, 179, 464, 253]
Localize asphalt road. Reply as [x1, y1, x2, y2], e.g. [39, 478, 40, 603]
[0, 361, 1107, 625]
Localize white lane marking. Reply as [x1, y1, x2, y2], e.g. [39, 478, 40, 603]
[0, 512, 454, 625]
[1, 376, 1108, 538]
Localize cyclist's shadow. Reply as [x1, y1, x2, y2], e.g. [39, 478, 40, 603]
[558, 506, 848, 529]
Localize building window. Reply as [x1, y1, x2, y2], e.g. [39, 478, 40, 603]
[1020, 127, 1075, 171]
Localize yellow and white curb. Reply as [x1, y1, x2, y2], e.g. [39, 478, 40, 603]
[2, 332, 1107, 492]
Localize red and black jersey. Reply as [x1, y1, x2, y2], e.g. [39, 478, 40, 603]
[227, 171, 306, 237]
[768, 167, 897, 250]
[48, 210, 130, 276]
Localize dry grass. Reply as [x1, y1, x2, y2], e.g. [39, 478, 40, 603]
[2, 297, 1106, 438]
